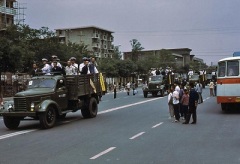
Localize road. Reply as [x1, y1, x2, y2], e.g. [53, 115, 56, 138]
[0, 87, 240, 164]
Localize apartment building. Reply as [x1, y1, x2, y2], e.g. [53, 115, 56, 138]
[0, 0, 16, 29]
[55, 26, 115, 58]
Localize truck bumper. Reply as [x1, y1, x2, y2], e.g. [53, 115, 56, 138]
[0, 112, 37, 117]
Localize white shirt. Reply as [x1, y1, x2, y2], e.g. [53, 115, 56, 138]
[172, 90, 179, 104]
[72, 63, 79, 75]
[79, 63, 85, 73]
[126, 82, 131, 89]
[42, 64, 51, 75]
[65, 65, 75, 75]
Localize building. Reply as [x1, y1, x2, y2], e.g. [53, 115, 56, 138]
[55, 26, 115, 58]
[0, 0, 16, 29]
[0, 0, 25, 30]
[123, 48, 199, 67]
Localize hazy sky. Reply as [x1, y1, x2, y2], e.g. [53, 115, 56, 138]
[18, 0, 240, 65]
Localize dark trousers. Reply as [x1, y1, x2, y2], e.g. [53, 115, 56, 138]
[173, 103, 180, 121]
[198, 92, 203, 103]
[182, 105, 188, 120]
[179, 103, 183, 117]
[186, 105, 197, 123]
[114, 91, 116, 99]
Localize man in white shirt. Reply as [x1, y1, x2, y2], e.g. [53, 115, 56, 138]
[65, 60, 75, 75]
[70, 57, 79, 75]
[41, 58, 51, 75]
[51, 55, 62, 68]
[172, 87, 180, 122]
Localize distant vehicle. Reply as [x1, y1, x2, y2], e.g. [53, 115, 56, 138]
[0, 73, 106, 129]
[142, 75, 166, 98]
[217, 56, 240, 111]
[205, 73, 213, 84]
[188, 73, 199, 84]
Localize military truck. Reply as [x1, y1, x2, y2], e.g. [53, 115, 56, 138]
[0, 73, 106, 129]
[188, 73, 199, 84]
[142, 75, 166, 98]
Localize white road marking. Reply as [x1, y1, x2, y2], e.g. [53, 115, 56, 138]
[152, 122, 163, 128]
[129, 132, 145, 140]
[90, 147, 116, 159]
[98, 97, 162, 114]
[0, 130, 37, 140]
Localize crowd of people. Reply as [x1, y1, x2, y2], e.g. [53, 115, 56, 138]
[167, 81, 200, 124]
[31, 55, 99, 77]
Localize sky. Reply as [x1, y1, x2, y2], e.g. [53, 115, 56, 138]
[17, 0, 240, 65]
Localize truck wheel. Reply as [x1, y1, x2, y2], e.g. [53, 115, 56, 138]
[39, 106, 56, 129]
[144, 92, 148, 98]
[81, 97, 98, 118]
[3, 116, 20, 130]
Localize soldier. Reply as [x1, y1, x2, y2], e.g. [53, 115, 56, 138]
[70, 57, 79, 75]
[65, 60, 75, 75]
[41, 58, 51, 75]
[51, 55, 62, 68]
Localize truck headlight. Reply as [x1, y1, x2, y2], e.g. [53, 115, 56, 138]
[8, 103, 13, 109]
[30, 102, 35, 111]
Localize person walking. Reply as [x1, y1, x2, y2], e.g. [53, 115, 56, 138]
[172, 87, 180, 122]
[126, 81, 131, 95]
[209, 80, 214, 96]
[195, 81, 203, 104]
[183, 82, 199, 124]
[167, 88, 174, 120]
[181, 89, 189, 120]
[113, 82, 117, 99]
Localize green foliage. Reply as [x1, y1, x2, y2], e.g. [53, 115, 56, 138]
[0, 24, 91, 73]
[130, 39, 144, 61]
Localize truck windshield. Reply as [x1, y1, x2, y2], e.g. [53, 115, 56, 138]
[27, 79, 56, 89]
[150, 75, 163, 82]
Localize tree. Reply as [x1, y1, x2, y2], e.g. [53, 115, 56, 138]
[130, 39, 144, 61]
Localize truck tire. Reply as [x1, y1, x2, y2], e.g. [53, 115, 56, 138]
[3, 116, 20, 130]
[39, 106, 56, 129]
[143, 92, 148, 98]
[81, 97, 98, 118]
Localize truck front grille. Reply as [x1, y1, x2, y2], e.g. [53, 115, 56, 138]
[14, 97, 27, 111]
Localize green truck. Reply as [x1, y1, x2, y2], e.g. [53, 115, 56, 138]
[142, 75, 166, 98]
[0, 74, 106, 129]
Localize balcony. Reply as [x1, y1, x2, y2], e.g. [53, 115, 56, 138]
[92, 33, 100, 39]
[92, 43, 100, 49]
[0, 6, 16, 15]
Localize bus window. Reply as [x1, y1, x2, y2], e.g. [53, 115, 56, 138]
[227, 61, 239, 76]
[218, 62, 225, 77]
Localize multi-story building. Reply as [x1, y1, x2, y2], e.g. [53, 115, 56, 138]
[0, 0, 16, 29]
[55, 26, 115, 58]
[123, 48, 203, 67]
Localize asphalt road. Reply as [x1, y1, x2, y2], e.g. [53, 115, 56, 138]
[0, 87, 240, 164]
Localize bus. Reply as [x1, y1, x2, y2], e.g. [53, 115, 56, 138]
[217, 57, 240, 111]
